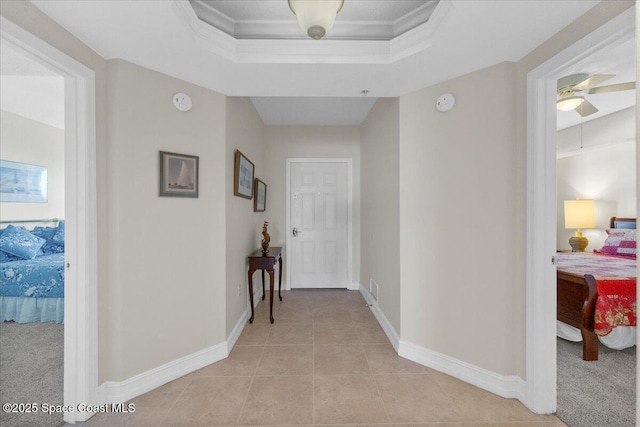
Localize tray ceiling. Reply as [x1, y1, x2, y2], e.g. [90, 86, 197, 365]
[190, 0, 439, 40]
[29, 0, 618, 126]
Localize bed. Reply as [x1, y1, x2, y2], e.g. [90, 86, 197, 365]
[0, 219, 65, 324]
[556, 217, 637, 361]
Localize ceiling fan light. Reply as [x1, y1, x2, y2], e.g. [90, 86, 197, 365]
[557, 96, 585, 111]
[289, 0, 344, 40]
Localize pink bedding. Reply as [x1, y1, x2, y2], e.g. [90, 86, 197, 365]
[556, 252, 637, 279]
[557, 252, 637, 336]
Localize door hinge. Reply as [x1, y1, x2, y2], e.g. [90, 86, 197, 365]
[551, 256, 557, 266]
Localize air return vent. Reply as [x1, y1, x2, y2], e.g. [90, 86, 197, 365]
[369, 278, 379, 303]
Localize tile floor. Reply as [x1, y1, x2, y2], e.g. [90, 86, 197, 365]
[83, 290, 566, 426]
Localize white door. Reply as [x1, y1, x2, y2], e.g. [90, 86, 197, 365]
[289, 161, 349, 288]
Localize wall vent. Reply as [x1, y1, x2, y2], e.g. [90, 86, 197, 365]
[369, 278, 379, 303]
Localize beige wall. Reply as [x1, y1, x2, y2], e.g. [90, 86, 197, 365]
[105, 59, 227, 380]
[262, 126, 361, 287]
[557, 108, 636, 251]
[360, 99, 401, 332]
[225, 97, 266, 334]
[399, 62, 518, 375]
[0, 110, 65, 221]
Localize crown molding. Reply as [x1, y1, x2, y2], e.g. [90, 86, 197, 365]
[190, 0, 441, 41]
[173, 0, 454, 64]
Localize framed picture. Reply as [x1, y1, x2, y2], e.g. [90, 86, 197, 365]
[159, 151, 199, 198]
[254, 178, 267, 212]
[234, 150, 254, 199]
[0, 160, 48, 203]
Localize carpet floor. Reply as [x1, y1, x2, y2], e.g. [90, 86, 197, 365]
[0, 321, 64, 427]
[556, 337, 636, 427]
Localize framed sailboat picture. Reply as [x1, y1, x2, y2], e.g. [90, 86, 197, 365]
[159, 151, 199, 198]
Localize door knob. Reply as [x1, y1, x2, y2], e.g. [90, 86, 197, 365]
[292, 227, 302, 237]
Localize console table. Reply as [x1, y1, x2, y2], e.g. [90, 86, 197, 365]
[247, 247, 283, 324]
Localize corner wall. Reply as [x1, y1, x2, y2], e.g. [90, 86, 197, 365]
[225, 97, 266, 336]
[399, 62, 519, 376]
[359, 99, 401, 332]
[106, 59, 227, 380]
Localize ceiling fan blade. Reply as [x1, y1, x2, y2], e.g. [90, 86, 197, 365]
[573, 74, 615, 91]
[588, 82, 636, 94]
[575, 99, 598, 117]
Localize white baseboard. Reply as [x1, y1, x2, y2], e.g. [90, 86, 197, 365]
[356, 284, 525, 404]
[347, 281, 360, 291]
[97, 341, 228, 404]
[227, 306, 250, 353]
[97, 285, 525, 410]
[97, 305, 254, 406]
[358, 284, 400, 352]
[399, 340, 526, 402]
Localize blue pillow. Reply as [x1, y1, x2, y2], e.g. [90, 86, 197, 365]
[32, 226, 57, 240]
[41, 242, 65, 255]
[0, 249, 21, 263]
[32, 224, 64, 255]
[0, 225, 46, 260]
[0, 228, 17, 262]
[50, 221, 65, 247]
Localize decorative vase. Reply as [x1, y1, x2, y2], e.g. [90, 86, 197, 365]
[261, 221, 270, 254]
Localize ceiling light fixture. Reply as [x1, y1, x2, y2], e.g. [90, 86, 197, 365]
[289, 0, 344, 40]
[556, 95, 585, 112]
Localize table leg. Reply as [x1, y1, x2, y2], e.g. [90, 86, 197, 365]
[278, 257, 283, 301]
[248, 269, 255, 323]
[268, 269, 275, 324]
[261, 269, 266, 300]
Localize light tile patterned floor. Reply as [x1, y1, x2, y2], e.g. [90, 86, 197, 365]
[84, 290, 566, 426]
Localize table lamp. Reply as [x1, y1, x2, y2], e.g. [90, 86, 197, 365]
[564, 199, 595, 252]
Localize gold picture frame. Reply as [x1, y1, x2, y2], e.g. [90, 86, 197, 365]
[254, 178, 266, 212]
[233, 150, 254, 199]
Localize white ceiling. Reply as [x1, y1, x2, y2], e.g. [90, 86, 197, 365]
[251, 96, 376, 126]
[556, 37, 636, 131]
[28, 0, 634, 127]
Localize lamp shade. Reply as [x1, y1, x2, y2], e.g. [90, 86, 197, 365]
[564, 199, 595, 229]
[289, 0, 344, 40]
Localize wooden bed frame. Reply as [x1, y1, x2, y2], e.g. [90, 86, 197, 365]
[556, 216, 636, 361]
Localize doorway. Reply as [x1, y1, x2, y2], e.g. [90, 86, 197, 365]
[1, 17, 98, 424]
[286, 158, 353, 289]
[525, 7, 635, 414]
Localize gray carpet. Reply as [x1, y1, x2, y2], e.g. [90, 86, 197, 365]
[557, 337, 636, 427]
[0, 321, 64, 427]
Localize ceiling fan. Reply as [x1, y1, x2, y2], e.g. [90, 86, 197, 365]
[556, 73, 636, 117]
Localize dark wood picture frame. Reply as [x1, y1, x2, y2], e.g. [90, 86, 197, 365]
[254, 178, 267, 212]
[234, 150, 254, 199]
[159, 151, 199, 198]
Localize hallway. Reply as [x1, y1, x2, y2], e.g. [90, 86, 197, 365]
[84, 290, 566, 426]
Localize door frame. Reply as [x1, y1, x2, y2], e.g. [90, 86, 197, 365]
[286, 158, 353, 290]
[1, 17, 98, 423]
[525, 7, 635, 413]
